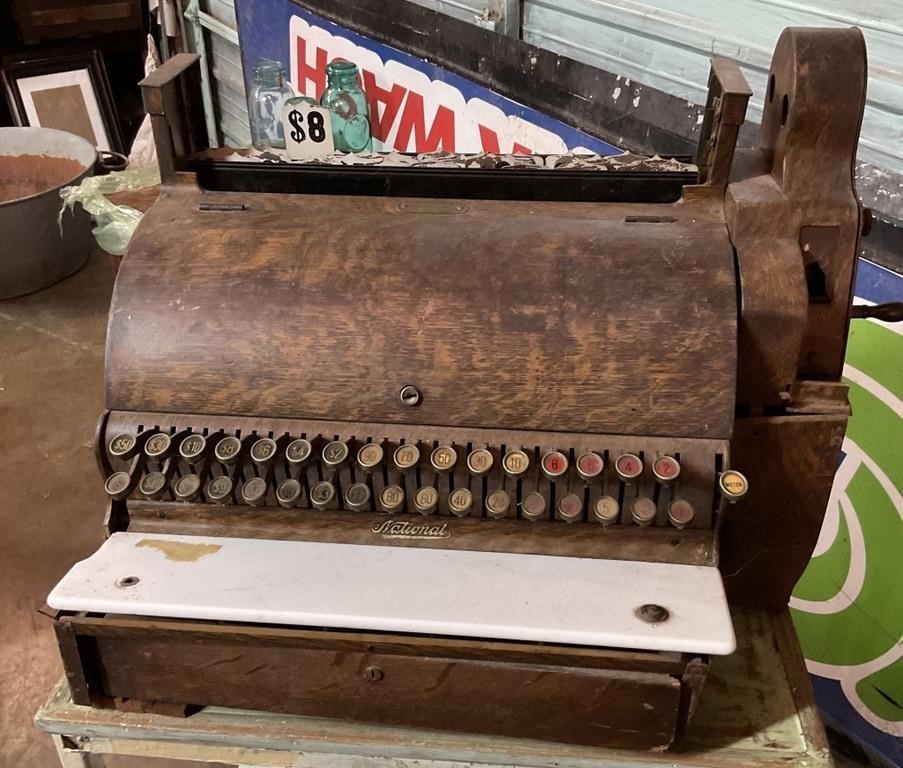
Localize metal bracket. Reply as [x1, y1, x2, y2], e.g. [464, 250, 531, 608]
[474, 0, 520, 38]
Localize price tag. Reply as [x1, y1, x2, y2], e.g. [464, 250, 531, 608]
[281, 102, 335, 160]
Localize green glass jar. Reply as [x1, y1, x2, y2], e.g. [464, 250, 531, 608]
[249, 59, 294, 150]
[319, 60, 373, 152]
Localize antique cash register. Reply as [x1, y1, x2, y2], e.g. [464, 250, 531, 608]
[47, 27, 868, 751]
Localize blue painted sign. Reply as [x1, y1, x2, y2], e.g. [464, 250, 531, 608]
[235, 1, 620, 155]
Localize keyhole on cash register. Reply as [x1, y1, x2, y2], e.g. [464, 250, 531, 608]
[399, 385, 422, 407]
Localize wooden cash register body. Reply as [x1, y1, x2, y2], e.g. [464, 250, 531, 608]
[50, 27, 865, 752]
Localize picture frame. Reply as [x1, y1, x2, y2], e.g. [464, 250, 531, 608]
[1, 50, 123, 154]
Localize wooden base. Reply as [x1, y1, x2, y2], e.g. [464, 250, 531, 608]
[53, 612, 706, 751]
[38, 609, 830, 768]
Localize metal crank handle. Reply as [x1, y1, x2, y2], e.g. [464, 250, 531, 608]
[850, 303, 903, 323]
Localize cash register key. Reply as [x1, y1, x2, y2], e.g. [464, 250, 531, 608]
[540, 450, 568, 480]
[345, 482, 372, 511]
[557, 493, 584, 522]
[393, 444, 420, 473]
[593, 496, 620, 526]
[576, 451, 604, 482]
[668, 498, 695, 529]
[357, 443, 384, 472]
[276, 478, 303, 508]
[144, 432, 172, 459]
[485, 490, 511, 519]
[414, 486, 439, 515]
[322, 441, 349, 468]
[139, 471, 167, 500]
[652, 455, 681, 484]
[466, 448, 494, 476]
[521, 491, 547, 521]
[174, 474, 202, 501]
[380, 485, 405, 513]
[214, 435, 242, 464]
[108, 434, 137, 459]
[250, 437, 278, 465]
[104, 471, 132, 500]
[448, 488, 474, 517]
[719, 470, 749, 502]
[206, 475, 234, 504]
[286, 438, 313, 466]
[179, 434, 207, 463]
[630, 497, 657, 527]
[430, 445, 457, 473]
[241, 477, 268, 506]
[310, 481, 337, 510]
[615, 453, 644, 483]
[502, 449, 530, 478]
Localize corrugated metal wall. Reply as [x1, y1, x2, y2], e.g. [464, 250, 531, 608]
[519, 0, 902, 174]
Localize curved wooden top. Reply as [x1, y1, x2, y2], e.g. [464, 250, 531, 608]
[107, 183, 736, 437]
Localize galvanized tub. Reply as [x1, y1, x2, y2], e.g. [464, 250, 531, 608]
[0, 127, 96, 299]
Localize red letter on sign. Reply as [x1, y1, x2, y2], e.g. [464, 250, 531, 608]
[478, 125, 501, 153]
[295, 37, 327, 99]
[361, 70, 406, 143]
[395, 91, 455, 152]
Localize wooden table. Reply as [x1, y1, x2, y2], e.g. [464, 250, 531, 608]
[35, 609, 831, 768]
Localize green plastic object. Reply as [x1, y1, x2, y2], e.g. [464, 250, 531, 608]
[59, 166, 160, 257]
[320, 60, 373, 152]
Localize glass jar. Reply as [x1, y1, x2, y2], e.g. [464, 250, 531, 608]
[249, 59, 294, 150]
[319, 60, 373, 152]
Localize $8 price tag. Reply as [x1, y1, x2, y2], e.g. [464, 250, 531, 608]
[281, 102, 335, 160]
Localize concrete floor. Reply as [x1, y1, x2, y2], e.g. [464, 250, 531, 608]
[0, 249, 113, 766]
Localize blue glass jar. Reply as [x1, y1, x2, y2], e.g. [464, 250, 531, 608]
[249, 59, 293, 150]
[319, 60, 373, 152]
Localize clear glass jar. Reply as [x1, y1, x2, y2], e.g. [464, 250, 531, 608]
[319, 60, 373, 152]
[249, 59, 294, 150]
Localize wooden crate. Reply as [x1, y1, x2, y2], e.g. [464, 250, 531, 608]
[12, 0, 142, 42]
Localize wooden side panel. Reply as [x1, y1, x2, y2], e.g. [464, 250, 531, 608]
[108, 189, 737, 438]
[721, 414, 847, 608]
[73, 618, 685, 750]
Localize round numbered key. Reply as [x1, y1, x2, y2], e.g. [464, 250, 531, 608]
[719, 470, 749, 502]
[144, 432, 171, 459]
[206, 475, 234, 504]
[502, 449, 530, 478]
[466, 448, 494, 476]
[276, 478, 303, 508]
[322, 441, 349, 468]
[108, 434, 136, 459]
[630, 497, 657, 526]
[357, 443, 384, 472]
[576, 452, 604, 482]
[557, 493, 584, 522]
[448, 488, 473, 517]
[485, 490, 511, 519]
[430, 445, 457, 473]
[344, 482, 372, 511]
[214, 435, 242, 464]
[593, 496, 620, 525]
[379, 485, 405, 513]
[241, 477, 268, 506]
[179, 434, 207, 463]
[521, 491, 547, 521]
[139, 471, 167, 499]
[652, 455, 681, 483]
[393, 444, 420, 472]
[615, 453, 644, 482]
[310, 481, 337, 509]
[414, 486, 439, 515]
[668, 498, 695, 529]
[541, 450, 569, 480]
[250, 437, 278, 465]
[173, 474, 202, 501]
[286, 438, 313, 466]
[104, 471, 132, 500]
